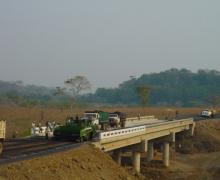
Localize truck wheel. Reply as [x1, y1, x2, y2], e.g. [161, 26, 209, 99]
[0, 142, 3, 154]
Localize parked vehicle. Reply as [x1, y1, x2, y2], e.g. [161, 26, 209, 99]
[109, 113, 120, 128]
[109, 112, 127, 128]
[0, 120, 6, 154]
[53, 117, 96, 142]
[83, 110, 109, 130]
[201, 109, 216, 118]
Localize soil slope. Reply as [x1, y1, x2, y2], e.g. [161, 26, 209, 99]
[140, 119, 220, 180]
[0, 144, 141, 180]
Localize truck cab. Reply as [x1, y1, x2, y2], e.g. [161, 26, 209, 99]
[201, 109, 215, 118]
[83, 112, 99, 125]
[109, 113, 120, 128]
[83, 111, 109, 130]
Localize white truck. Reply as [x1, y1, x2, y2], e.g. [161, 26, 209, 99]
[109, 113, 121, 128]
[201, 109, 216, 118]
[0, 120, 6, 154]
[82, 112, 100, 125]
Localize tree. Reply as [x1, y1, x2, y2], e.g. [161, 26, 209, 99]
[64, 76, 91, 96]
[64, 76, 91, 112]
[136, 85, 150, 106]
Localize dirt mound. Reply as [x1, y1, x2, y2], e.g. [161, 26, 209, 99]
[176, 119, 220, 153]
[0, 144, 141, 180]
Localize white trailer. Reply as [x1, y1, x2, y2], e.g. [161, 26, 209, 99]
[0, 120, 6, 154]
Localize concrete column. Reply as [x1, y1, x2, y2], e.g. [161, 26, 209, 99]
[141, 139, 148, 152]
[163, 142, 170, 167]
[147, 141, 154, 162]
[113, 149, 122, 165]
[132, 151, 141, 173]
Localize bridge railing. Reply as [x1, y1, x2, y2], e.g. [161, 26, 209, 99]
[99, 118, 194, 140]
[126, 116, 155, 121]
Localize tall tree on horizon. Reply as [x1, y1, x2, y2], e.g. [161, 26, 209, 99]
[136, 85, 151, 106]
[64, 76, 91, 113]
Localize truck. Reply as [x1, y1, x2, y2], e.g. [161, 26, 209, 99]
[201, 109, 216, 118]
[83, 110, 109, 130]
[109, 112, 126, 128]
[0, 120, 6, 154]
[53, 117, 96, 142]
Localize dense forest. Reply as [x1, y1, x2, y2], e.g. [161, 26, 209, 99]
[0, 69, 220, 107]
[81, 69, 220, 107]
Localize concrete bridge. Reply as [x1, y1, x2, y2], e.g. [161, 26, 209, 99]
[94, 118, 195, 172]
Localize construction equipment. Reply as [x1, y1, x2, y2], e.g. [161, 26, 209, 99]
[0, 120, 6, 154]
[83, 110, 109, 130]
[53, 117, 96, 142]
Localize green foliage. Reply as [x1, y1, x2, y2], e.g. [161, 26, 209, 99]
[80, 68, 220, 107]
[1, 69, 220, 107]
[136, 85, 150, 106]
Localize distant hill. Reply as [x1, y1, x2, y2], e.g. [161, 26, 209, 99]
[80, 69, 220, 107]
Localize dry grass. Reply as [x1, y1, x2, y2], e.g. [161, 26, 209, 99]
[0, 105, 218, 138]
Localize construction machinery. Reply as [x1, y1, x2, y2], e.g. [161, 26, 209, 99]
[53, 117, 96, 142]
[83, 110, 109, 130]
[0, 120, 6, 154]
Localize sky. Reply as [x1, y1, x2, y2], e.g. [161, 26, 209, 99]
[0, 1, 220, 91]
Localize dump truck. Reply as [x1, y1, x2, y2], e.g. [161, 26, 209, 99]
[53, 117, 96, 142]
[109, 112, 126, 128]
[83, 110, 109, 130]
[201, 109, 216, 118]
[0, 120, 6, 154]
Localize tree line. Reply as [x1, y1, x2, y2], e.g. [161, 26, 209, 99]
[0, 69, 220, 107]
[80, 68, 220, 107]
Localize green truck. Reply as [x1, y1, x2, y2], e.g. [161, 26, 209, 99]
[83, 110, 109, 130]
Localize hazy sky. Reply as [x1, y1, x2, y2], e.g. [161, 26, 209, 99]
[0, 1, 219, 90]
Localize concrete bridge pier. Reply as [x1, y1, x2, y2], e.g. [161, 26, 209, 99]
[113, 149, 122, 165]
[163, 142, 170, 167]
[132, 151, 141, 173]
[147, 141, 154, 162]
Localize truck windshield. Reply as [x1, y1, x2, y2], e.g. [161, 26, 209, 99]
[109, 114, 118, 117]
[84, 113, 97, 119]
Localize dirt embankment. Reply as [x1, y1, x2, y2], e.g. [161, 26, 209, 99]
[176, 119, 220, 154]
[0, 145, 142, 180]
[165, 119, 220, 180]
